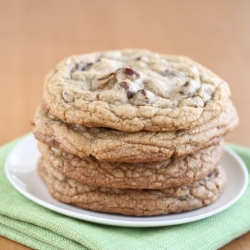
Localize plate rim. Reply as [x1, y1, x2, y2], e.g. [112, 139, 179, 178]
[4, 135, 249, 227]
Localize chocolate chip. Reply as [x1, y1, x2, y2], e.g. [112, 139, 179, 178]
[179, 196, 189, 201]
[124, 68, 140, 77]
[179, 82, 190, 95]
[140, 89, 147, 96]
[115, 67, 140, 79]
[119, 82, 129, 89]
[176, 130, 185, 137]
[75, 62, 93, 71]
[207, 171, 215, 178]
[74, 63, 80, 70]
[139, 89, 149, 102]
[127, 91, 134, 99]
[119, 81, 134, 99]
[49, 139, 60, 147]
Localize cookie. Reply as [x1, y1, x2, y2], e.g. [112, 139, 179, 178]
[38, 142, 224, 189]
[43, 49, 230, 132]
[38, 159, 227, 216]
[33, 100, 238, 162]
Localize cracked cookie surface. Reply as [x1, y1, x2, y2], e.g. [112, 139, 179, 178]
[33, 101, 238, 162]
[43, 49, 231, 132]
[38, 160, 227, 216]
[38, 142, 224, 189]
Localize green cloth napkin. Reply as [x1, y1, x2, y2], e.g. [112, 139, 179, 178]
[0, 136, 249, 250]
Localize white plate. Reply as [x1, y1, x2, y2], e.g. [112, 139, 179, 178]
[5, 135, 249, 227]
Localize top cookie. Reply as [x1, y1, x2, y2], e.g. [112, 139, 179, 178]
[43, 49, 230, 132]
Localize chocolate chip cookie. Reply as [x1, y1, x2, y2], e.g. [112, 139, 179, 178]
[38, 142, 224, 189]
[43, 49, 231, 132]
[32, 49, 239, 216]
[38, 159, 227, 216]
[33, 101, 238, 162]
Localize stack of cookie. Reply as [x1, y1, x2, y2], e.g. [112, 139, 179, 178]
[33, 49, 238, 216]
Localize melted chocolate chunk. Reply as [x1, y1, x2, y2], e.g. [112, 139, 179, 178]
[140, 89, 147, 96]
[119, 81, 134, 99]
[127, 91, 134, 99]
[140, 89, 149, 102]
[115, 67, 140, 79]
[119, 82, 129, 89]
